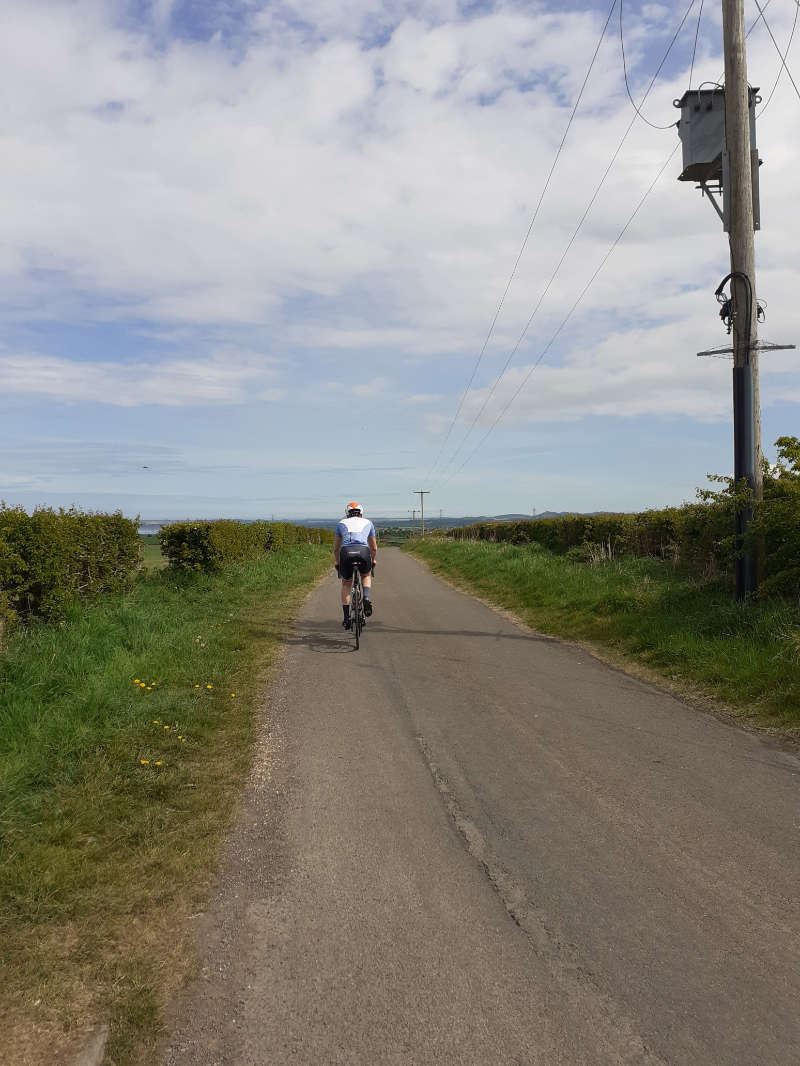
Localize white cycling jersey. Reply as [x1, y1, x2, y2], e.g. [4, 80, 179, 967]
[336, 516, 375, 546]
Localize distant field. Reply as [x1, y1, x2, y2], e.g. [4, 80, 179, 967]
[139, 533, 166, 570]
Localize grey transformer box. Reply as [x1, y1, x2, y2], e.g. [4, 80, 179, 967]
[674, 86, 761, 231]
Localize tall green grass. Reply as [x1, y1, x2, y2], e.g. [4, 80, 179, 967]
[409, 539, 800, 730]
[0, 546, 330, 1063]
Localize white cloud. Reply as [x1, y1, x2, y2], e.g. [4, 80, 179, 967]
[324, 375, 391, 397]
[0, 0, 798, 514]
[151, 0, 179, 30]
[0, 0, 672, 336]
[0, 349, 280, 406]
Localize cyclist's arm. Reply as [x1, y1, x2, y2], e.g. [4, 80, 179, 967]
[334, 533, 342, 567]
[368, 534, 377, 564]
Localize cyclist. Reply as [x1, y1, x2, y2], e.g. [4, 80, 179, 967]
[334, 502, 377, 630]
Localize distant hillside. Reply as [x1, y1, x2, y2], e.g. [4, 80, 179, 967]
[490, 512, 572, 521]
[140, 512, 602, 535]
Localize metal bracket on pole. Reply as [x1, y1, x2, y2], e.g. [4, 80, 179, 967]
[750, 148, 761, 230]
[700, 182, 725, 225]
[697, 340, 796, 358]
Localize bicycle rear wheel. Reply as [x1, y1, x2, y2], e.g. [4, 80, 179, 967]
[352, 571, 362, 650]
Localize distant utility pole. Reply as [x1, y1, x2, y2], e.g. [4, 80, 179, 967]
[413, 490, 430, 537]
[723, 0, 761, 596]
[409, 509, 417, 524]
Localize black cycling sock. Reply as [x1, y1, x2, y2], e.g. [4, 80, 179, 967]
[342, 604, 350, 620]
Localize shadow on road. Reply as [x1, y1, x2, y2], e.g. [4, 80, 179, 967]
[286, 622, 356, 654]
[288, 618, 555, 653]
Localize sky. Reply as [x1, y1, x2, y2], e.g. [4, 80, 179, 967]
[1, 0, 798, 521]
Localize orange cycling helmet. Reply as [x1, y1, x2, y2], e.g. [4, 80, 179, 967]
[345, 501, 363, 517]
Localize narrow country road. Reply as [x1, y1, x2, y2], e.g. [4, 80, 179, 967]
[162, 547, 800, 1066]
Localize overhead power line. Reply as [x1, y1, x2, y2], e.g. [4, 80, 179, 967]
[423, 0, 619, 481]
[434, 125, 638, 481]
[747, 0, 774, 34]
[758, 0, 799, 115]
[619, 0, 698, 129]
[438, 145, 679, 489]
[688, 0, 706, 89]
[432, 0, 697, 484]
[425, 0, 787, 494]
[753, 0, 800, 104]
[710, 0, 774, 82]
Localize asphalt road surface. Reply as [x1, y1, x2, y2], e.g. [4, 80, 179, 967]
[163, 547, 799, 1065]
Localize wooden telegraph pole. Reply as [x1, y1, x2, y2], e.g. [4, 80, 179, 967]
[722, 0, 762, 596]
[413, 491, 430, 537]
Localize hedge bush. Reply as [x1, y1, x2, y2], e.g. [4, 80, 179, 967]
[0, 505, 140, 625]
[752, 436, 800, 597]
[447, 507, 735, 573]
[446, 438, 800, 599]
[158, 520, 333, 571]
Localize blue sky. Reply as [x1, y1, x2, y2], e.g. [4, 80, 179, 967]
[1, 0, 798, 520]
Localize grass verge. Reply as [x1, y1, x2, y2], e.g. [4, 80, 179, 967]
[0, 545, 331, 1064]
[408, 539, 800, 735]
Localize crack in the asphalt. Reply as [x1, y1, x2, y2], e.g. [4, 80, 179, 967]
[414, 733, 668, 1066]
[415, 733, 527, 930]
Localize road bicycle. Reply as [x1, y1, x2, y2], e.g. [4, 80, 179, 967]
[345, 562, 374, 650]
[350, 566, 366, 650]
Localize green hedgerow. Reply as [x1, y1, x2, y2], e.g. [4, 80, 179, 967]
[0, 505, 140, 626]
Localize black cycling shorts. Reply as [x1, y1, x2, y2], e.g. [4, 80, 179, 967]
[339, 544, 372, 579]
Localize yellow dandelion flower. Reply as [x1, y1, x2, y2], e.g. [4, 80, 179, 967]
[206, 684, 213, 690]
[139, 683, 146, 689]
[140, 759, 149, 765]
[154, 761, 163, 766]
[164, 725, 169, 730]
[146, 687, 152, 692]
[153, 720, 160, 725]
[230, 693, 236, 698]
[194, 684, 200, 689]
[134, 679, 141, 684]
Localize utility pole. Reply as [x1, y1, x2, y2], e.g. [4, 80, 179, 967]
[413, 490, 430, 537]
[722, 0, 761, 597]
